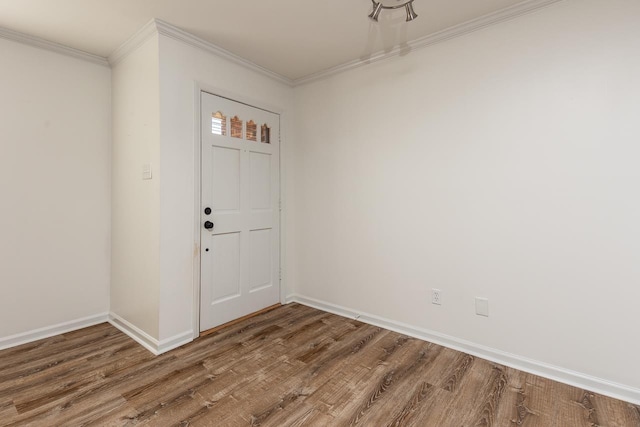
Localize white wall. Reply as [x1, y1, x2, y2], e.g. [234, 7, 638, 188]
[110, 35, 161, 339]
[0, 37, 111, 339]
[157, 34, 294, 342]
[292, 0, 640, 393]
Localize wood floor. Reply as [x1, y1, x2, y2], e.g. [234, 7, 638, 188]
[1, 304, 638, 426]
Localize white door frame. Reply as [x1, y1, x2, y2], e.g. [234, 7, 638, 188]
[192, 82, 288, 339]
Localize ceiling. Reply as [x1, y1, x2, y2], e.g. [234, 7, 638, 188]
[1, 0, 537, 80]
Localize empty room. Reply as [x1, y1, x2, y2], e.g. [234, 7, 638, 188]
[1, 0, 639, 425]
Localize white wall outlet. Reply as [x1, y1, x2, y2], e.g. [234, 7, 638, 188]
[475, 297, 489, 317]
[432, 289, 442, 305]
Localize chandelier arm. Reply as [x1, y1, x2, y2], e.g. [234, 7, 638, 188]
[371, 0, 415, 11]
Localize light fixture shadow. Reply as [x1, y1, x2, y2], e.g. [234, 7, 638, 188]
[360, 5, 414, 62]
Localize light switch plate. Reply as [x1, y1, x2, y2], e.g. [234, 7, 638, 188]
[475, 297, 489, 317]
[142, 163, 152, 180]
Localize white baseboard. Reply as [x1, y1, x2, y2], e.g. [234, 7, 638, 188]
[108, 312, 159, 355]
[108, 312, 193, 356]
[158, 330, 194, 354]
[0, 312, 109, 351]
[287, 294, 640, 406]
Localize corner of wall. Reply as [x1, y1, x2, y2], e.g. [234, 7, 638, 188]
[110, 27, 162, 343]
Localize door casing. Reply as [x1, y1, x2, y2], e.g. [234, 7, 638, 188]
[191, 82, 287, 339]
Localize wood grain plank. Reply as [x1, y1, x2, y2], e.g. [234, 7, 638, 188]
[0, 303, 637, 427]
[0, 399, 18, 419]
[200, 304, 282, 337]
[0, 324, 117, 370]
[215, 324, 387, 425]
[344, 339, 434, 426]
[462, 364, 508, 426]
[492, 367, 532, 426]
[4, 340, 141, 404]
[218, 323, 389, 425]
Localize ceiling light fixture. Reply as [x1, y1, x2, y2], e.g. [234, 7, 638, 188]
[369, 0, 418, 22]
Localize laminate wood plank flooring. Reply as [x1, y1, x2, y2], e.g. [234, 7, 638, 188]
[1, 303, 638, 426]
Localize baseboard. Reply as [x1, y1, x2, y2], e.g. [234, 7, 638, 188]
[158, 330, 194, 354]
[108, 312, 193, 356]
[0, 312, 109, 351]
[287, 294, 640, 406]
[108, 312, 160, 355]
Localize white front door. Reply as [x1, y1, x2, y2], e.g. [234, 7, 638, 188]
[200, 92, 280, 331]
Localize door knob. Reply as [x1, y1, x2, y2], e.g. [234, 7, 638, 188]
[204, 221, 214, 230]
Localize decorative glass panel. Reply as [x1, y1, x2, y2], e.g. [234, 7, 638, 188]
[231, 116, 243, 139]
[261, 124, 271, 144]
[246, 120, 257, 141]
[212, 111, 227, 136]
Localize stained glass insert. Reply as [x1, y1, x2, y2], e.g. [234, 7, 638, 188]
[231, 116, 243, 139]
[212, 111, 227, 136]
[261, 124, 271, 144]
[247, 120, 257, 141]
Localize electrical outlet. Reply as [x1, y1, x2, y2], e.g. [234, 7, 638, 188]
[432, 289, 442, 305]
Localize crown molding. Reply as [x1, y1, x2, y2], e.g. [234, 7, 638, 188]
[1, 0, 564, 83]
[108, 18, 159, 66]
[153, 19, 294, 87]
[0, 25, 109, 67]
[108, 19, 293, 85]
[294, 0, 565, 86]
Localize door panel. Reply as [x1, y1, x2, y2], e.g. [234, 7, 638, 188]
[249, 228, 272, 292]
[210, 232, 241, 303]
[200, 92, 280, 331]
[211, 147, 241, 212]
[250, 152, 272, 210]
